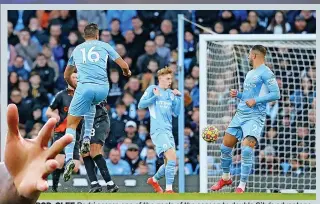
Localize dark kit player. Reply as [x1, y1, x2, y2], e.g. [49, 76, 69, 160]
[80, 99, 119, 193]
[46, 72, 81, 192]
[47, 72, 118, 193]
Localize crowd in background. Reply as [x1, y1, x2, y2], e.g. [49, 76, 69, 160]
[7, 10, 316, 176]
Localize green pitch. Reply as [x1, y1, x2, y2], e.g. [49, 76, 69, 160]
[40, 193, 316, 200]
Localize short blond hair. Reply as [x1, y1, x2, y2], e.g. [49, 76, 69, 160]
[157, 67, 173, 77]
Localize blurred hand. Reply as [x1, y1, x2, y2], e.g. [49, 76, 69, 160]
[153, 88, 160, 96]
[123, 70, 132, 77]
[172, 89, 181, 96]
[245, 99, 256, 108]
[229, 89, 238, 98]
[4, 104, 73, 199]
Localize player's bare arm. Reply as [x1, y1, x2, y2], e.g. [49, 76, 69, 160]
[64, 65, 77, 89]
[0, 104, 73, 203]
[46, 107, 60, 122]
[114, 58, 131, 77]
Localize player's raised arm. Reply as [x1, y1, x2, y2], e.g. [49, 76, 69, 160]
[105, 43, 131, 77]
[254, 70, 280, 103]
[64, 55, 77, 89]
[138, 86, 158, 109]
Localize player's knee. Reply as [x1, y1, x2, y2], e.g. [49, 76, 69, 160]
[164, 148, 176, 161]
[243, 136, 257, 148]
[223, 133, 237, 148]
[90, 144, 102, 158]
[241, 145, 254, 162]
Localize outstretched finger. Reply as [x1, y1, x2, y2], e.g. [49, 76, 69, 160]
[36, 118, 57, 147]
[43, 159, 59, 176]
[36, 179, 49, 192]
[7, 104, 20, 142]
[47, 134, 73, 159]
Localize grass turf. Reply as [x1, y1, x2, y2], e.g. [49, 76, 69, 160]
[39, 193, 316, 200]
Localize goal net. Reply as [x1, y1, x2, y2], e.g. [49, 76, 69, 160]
[199, 34, 316, 193]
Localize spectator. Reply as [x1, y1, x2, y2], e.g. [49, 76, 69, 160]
[291, 15, 308, 34]
[267, 11, 291, 34]
[136, 109, 150, 129]
[131, 16, 149, 57]
[136, 40, 166, 74]
[64, 31, 80, 62]
[137, 124, 149, 142]
[146, 59, 160, 77]
[290, 77, 315, 115]
[15, 28, 40, 68]
[110, 19, 125, 45]
[158, 19, 178, 50]
[145, 148, 157, 175]
[33, 53, 56, 94]
[107, 102, 130, 151]
[24, 105, 44, 133]
[299, 10, 316, 33]
[8, 10, 36, 32]
[184, 30, 197, 71]
[106, 148, 131, 175]
[49, 23, 63, 45]
[41, 44, 60, 82]
[247, 11, 265, 34]
[28, 72, 49, 108]
[124, 120, 143, 149]
[155, 34, 171, 65]
[239, 21, 252, 34]
[121, 91, 138, 119]
[76, 10, 107, 30]
[8, 55, 30, 81]
[184, 76, 199, 108]
[8, 88, 32, 125]
[50, 10, 76, 38]
[100, 30, 115, 48]
[163, 10, 193, 31]
[8, 21, 20, 46]
[134, 161, 149, 176]
[125, 76, 143, 102]
[18, 80, 32, 102]
[140, 138, 155, 160]
[36, 10, 60, 30]
[119, 137, 132, 158]
[49, 36, 65, 71]
[138, 11, 165, 32]
[218, 10, 239, 34]
[141, 71, 156, 92]
[77, 19, 88, 43]
[8, 72, 20, 95]
[190, 65, 199, 85]
[124, 143, 142, 174]
[195, 10, 219, 28]
[213, 21, 224, 34]
[106, 10, 137, 33]
[108, 69, 124, 106]
[28, 17, 49, 49]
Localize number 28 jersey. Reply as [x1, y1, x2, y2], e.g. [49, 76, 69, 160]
[67, 40, 120, 85]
